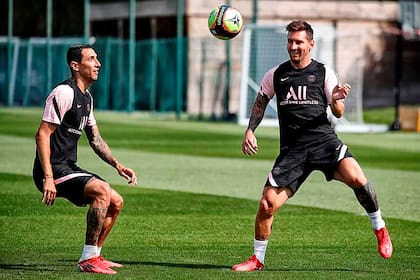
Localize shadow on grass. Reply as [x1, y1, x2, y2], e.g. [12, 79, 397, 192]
[0, 260, 375, 274]
[0, 263, 69, 272]
[130, 260, 231, 269]
[0, 260, 229, 272]
[102, 260, 374, 273]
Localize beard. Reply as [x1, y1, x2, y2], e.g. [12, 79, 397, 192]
[289, 54, 301, 65]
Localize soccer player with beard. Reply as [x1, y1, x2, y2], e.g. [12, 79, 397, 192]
[232, 20, 392, 272]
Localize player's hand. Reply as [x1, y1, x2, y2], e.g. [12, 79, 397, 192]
[42, 178, 57, 206]
[242, 129, 258, 155]
[116, 164, 138, 186]
[332, 83, 351, 101]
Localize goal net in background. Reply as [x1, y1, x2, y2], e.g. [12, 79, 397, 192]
[238, 24, 387, 132]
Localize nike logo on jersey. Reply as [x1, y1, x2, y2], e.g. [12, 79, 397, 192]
[280, 77, 289, 82]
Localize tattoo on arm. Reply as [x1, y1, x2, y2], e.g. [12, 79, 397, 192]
[85, 125, 117, 167]
[248, 94, 270, 132]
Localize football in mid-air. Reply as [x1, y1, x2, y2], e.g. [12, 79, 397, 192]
[208, 5, 243, 40]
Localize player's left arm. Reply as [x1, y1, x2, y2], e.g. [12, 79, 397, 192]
[330, 83, 351, 118]
[324, 65, 351, 118]
[85, 124, 137, 186]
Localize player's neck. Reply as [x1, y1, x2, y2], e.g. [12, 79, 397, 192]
[291, 58, 312, 69]
[72, 77, 91, 94]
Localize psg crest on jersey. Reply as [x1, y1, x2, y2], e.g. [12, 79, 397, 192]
[307, 75, 316, 83]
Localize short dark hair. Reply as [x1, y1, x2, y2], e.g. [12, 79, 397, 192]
[66, 44, 92, 66]
[286, 20, 314, 40]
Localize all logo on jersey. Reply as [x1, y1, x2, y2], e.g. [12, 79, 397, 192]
[279, 86, 319, 105]
[66, 115, 88, 135]
[79, 116, 88, 130]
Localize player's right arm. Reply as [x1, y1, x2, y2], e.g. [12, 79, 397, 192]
[242, 67, 275, 156]
[35, 121, 58, 206]
[242, 93, 270, 155]
[35, 85, 73, 205]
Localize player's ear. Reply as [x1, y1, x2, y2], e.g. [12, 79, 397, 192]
[70, 61, 79, 72]
[309, 39, 315, 50]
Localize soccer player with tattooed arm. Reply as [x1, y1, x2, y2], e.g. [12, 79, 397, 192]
[232, 20, 393, 272]
[33, 44, 138, 275]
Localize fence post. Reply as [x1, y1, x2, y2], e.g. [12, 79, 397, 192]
[46, 0, 52, 95]
[84, 0, 90, 43]
[7, 0, 14, 106]
[176, 0, 184, 118]
[128, 0, 136, 112]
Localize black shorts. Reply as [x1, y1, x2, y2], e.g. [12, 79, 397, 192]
[266, 139, 353, 196]
[33, 160, 105, 206]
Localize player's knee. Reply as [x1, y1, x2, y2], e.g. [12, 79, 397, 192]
[347, 175, 368, 189]
[259, 198, 278, 216]
[339, 159, 367, 188]
[111, 193, 124, 213]
[340, 166, 366, 188]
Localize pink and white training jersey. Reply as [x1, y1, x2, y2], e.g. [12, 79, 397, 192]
[42, 84, 96, 126]
[37, 78, 96, 164]
[258, 60, 340, 146]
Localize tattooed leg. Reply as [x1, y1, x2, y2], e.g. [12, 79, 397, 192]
[85, 207, 108, 245]
[353, 181, 379, 213]
[97, 190, 124, 248]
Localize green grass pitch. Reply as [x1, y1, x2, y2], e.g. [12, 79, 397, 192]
[0, 107, 419, 279]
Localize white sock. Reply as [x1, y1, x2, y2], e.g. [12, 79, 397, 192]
[368, 209, 386, 230]
[97, 247, 102, 256]
[79, 244, 98, 262]
[254, 239, 268, 264]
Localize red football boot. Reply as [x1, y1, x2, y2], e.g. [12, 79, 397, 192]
[98, 255, 124, 268]
[77, 256, 117, 274]
[374, 227, 393, 259]
[232, 255, 264, 272]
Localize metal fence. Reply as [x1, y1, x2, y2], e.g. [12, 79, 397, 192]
[0, 37, 187, 112]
